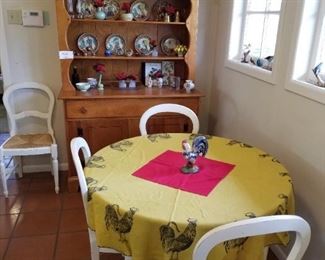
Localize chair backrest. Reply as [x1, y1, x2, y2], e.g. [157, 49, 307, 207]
[193, 215, 311, 260]
[3, 82, 55, 139]
[139, 103, 199, 136]
[70, 137, 91, 220]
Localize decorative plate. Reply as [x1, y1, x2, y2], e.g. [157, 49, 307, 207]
[77, 33, 99, 54]
[134, 34, 153, 56]
[103, 0, 120, 20]
[160, 36, 180, 56]
[151, 0, 169, 21]
[105, 34, 126, 56]
[130, 0, 150, 21]
[76, 0, 96, 18]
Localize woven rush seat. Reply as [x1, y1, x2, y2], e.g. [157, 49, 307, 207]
[3, 133, 53, 149]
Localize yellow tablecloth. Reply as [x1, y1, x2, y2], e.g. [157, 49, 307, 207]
[84, 133, 294, 260]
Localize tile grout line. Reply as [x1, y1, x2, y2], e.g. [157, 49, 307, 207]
[2, 176, 30, 260]
[52, 190, 64, 260]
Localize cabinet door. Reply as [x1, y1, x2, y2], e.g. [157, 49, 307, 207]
[78, 118, 129, 152]
[146, 115, 193, 134]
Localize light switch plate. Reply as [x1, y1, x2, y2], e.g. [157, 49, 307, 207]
[7, 10, 22, 25]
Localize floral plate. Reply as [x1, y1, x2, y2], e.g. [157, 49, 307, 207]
[151, 0, 169, 21]
[130, 0, 150, 21]
[103, 0, 120, 20]
[105, 34, 126, 56]
[76, 0, 96, 18]
[160, 36, 180, 56]
[77, 33, 99, 54]
[134, 34, 153, 56]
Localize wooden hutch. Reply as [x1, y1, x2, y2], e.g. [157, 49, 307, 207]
[55, 0, 203, 190]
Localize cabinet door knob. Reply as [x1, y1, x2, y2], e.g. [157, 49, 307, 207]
[79, 107, 87, 114]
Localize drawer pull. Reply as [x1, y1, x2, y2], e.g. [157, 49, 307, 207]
[79, 107, 87, 114]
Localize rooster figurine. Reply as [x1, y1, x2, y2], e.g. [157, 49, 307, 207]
[312, 62, 325, 87]
[181, 135, 208, 174]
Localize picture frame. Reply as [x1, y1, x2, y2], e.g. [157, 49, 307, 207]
[142, 62, 162, 84]
[162, 61, 175, 85]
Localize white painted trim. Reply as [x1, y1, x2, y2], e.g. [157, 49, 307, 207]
[287, 79, 325, 104]
[0, 1, 12, 86]
[271, 245, 287, 260]
[225, 59, 275, 84]
[23, 162, 68, 173]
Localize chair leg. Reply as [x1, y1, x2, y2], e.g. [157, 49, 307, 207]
[89, 229, 100, 260]
[16, 156, 23, 178]
[0, 158, 8, 197]
[51, 144, 59, 194]
[52, 157, 59, 194]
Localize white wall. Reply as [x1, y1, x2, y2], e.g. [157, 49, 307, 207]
[209, 1, 325, 259]
[0, 0, 67, 167]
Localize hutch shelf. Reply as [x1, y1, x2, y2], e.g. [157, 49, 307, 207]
[55, 0, 202, 191]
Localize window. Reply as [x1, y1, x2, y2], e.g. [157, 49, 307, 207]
[226, 0, 285, 84]
[286, 0, 325, 104]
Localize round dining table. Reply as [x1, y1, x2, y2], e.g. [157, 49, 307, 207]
[84, 133, 294, 260]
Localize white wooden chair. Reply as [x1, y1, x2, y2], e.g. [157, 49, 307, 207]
[0, 82, 58, 197]
[139, 103, 200, 136]
[193, 215, 311, 260]
[70, 137, 132, 260]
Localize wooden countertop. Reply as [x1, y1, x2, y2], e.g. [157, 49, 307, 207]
[58, 85, 204, 100]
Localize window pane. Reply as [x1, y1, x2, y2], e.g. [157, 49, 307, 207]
[261, 14, 280, 57]
[247, 0, 282, 12]
[243, 14, 279, 58]
[315, 16, 325, 64]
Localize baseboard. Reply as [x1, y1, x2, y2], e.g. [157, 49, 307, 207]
[270, 245, 287, 260]
[23, 162, 69, 173]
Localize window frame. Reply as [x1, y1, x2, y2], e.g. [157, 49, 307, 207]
[225, 0, 287, 84]
[285, 0, 325, 104]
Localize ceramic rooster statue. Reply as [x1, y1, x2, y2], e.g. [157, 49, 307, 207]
[181, 135, 208, 174]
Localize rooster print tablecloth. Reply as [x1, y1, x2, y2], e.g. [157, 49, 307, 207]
[84, 133, 294, 260]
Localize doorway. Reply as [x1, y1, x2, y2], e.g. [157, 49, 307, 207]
[0, 0, 10, 145]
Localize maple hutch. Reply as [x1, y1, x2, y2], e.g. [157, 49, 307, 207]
[55, 0, 203, 190]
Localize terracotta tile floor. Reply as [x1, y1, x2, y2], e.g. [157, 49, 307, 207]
[0, 171, 123, 260]
[0, 170, 279, 260]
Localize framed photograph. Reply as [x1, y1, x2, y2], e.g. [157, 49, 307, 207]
[162, 61, 175, 85]
[142, 62, 162, 84]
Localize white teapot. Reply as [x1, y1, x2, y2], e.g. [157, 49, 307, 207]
[184, 80, 195, 93]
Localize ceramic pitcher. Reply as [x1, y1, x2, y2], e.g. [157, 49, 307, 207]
[184, 80, 195, 93]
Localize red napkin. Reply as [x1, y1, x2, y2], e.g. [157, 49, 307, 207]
[132, 150, 235, 196]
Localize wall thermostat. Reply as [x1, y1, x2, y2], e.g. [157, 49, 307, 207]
[22, 9, 44, 27]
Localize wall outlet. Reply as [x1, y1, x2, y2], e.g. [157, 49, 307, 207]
[7, 10, 22, 25]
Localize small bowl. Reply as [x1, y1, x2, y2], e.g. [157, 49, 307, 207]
[120, 13, 133, 21]
[76, 82, 91, 92]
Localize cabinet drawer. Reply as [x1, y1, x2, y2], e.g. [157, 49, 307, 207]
[66, 98, 200, 119]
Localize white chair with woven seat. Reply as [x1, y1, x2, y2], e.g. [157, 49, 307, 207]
[0, 82, 59, 197]
[70, 137, 132, 260]
[139, 103, 200, 136]
[193, 215, 311, 260]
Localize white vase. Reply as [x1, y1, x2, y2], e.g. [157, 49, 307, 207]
[119, 80, 127, 88]
[184, 79, 195, 93]
[157, 78, 163, 88]
[128, 80, 136, 88]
